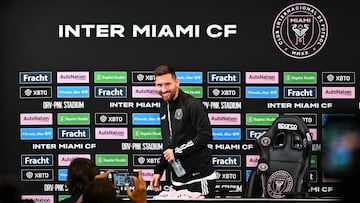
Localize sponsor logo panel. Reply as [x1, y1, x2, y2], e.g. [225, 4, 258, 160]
[21, 154, 54, 167]
[283, 72, 317, 84]
[58, 169, 68, 181]
[245, 113, 279, 126]
[246, 155, 260, 167]
[95, 127, 128, 139]
[284, 86, 317, 99]
[132, 113, 160, 125]
[57, 127, 90, 140]
[21, 195, 54, 203]
[132, 86, 160, 98]
[20, 128, 53, 140]
[180, 86, 203, 98]
[245, 72, 279, 84]
[212, 128, 241, 140]
[19, 71, 52, 84]
[58, 113, 90, 125]
[215, 169, 242, 182]
[94, 86, 127, 98]
[57, 86, 90, 98]
[245, 128, 268, 140]
[20, 113, 53, 125]
[57, 71, 89, 83]
[207, 86, 240, 99]
[245, 86, 279, 99]
[133, 128, 162, 140]
[208, 113, 241, 125]
[322, 87, 355, 99]
[58, 154, 91, 166]
[21, 169, 54, 181]
[95, 154, 129, 166]
[133, 154, 162, 167]
[132, 71, 155, 83]
[207, 72, 241, 84]
[94, 71, 127, 83]
[212, 155, 241, 167]
[175, 71, 203, 83]
[20, 86, 52, 99]
[95, 113, 127, 125]
[322, 72, 355, 84]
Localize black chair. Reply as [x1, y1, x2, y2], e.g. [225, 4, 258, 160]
[245, 115, 312, 198]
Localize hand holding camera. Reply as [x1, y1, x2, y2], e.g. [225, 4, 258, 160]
[126, 170, 147, 203]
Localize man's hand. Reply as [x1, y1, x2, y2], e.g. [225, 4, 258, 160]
[126, 170, 147, 203]
[163, 148, 175, 163]
[150, 173, 161, 192]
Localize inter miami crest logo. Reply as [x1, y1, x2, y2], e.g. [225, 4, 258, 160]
[267, 170, 294, 198]
[272, 3, 328, 59]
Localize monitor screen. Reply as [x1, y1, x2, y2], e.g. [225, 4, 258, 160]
[322, 114, 360, 180]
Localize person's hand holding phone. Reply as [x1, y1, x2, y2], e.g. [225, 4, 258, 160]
[126, 170, 147, 203]
[96, 169, 115, 179]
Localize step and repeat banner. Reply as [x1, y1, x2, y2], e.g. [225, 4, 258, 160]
[1, 0, 359, 202]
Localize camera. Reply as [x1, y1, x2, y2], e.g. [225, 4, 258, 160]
[110, 170, 136, 187]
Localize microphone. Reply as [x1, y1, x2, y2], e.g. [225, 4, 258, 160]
[257, 158, 269, 198]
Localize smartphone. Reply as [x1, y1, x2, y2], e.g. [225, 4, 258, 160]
[110, 171, 136, 187]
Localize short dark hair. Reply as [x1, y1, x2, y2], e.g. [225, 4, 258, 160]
[82, 178, 122, 203]
[66, 158, 100, 194]
[154, 65, 177, 79]
[0, 176, 21, 203]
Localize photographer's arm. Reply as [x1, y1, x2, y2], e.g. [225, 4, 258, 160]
[95, 169, 114, 179]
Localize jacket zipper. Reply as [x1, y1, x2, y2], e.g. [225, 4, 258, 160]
[167, 102, 173, 141]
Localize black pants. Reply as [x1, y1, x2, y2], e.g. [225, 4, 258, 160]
[173, 179, 215, 198]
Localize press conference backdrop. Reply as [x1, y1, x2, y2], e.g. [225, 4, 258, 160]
[0, 0, 359, 202]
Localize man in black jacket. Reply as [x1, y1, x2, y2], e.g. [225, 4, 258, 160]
[150, 65, 217, 197]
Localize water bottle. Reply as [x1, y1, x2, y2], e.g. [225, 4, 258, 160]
[171, 159, 186, 177]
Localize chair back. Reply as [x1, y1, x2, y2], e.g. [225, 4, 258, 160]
[245, 115, 312, 198]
